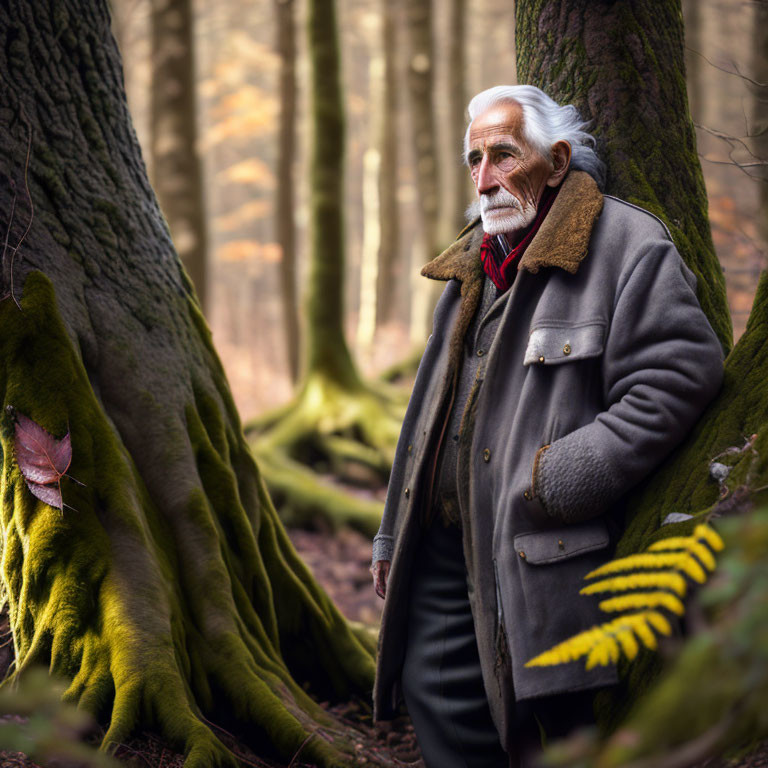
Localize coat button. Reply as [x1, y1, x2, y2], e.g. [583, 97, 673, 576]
[523, 489, 532, 501]
[483, 448, 491, 462]
[563, 343, 572, 355]
[404, 487, 410, 498]
[558, 539, 565, 550]
[407, 444, 413, 454]
[477, 348, 485, 357]
[519, 550, 527, 560]
[538, 355, 545, 363]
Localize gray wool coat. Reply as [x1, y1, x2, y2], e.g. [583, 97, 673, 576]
[371, 170, 725, 749]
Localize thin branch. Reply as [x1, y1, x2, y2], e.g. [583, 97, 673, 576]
[686, 46, 768, 88]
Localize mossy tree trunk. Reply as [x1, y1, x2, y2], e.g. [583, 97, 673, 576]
[248, 0, 406, 535]
[273, 0, 300, 384]
[516, 0, 732, 351]
[375, 0, 401, 330]
[149, 0, 208, 314]
[516, 0, 768, 752]
[0, 2, 375, 765]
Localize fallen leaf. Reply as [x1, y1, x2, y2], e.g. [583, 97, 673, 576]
[8, 407, 72, 511]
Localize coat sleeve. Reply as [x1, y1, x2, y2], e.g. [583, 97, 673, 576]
[533, 238, 725, 524]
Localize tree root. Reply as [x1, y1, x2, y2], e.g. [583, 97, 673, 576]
[248, 372, 407, 534]
[0, 274, 377, 767]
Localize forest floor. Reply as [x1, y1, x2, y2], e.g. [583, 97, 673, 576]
[0, 524, 766, 768]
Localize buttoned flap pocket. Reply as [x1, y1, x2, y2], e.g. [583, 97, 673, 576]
[524, 321, 606, 366]
[513, 519, 610, 565]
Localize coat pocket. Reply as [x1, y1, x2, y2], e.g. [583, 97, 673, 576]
[513, 519, 610, 565]
[523, 321, 606, 366]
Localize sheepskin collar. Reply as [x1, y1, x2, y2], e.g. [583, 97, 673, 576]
[421, 170, 604, 283]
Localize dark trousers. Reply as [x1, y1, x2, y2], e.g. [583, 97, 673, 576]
[401, 518, 596, 768]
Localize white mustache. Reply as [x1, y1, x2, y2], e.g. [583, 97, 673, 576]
[480, 190, 522, 213]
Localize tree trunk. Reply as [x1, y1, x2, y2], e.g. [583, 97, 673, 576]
[515, 1, 768, 752]
[446, 0, 468, 235]
[273, 0, 300, 383]
[149, 0, 208, 316]
[516, 0, 732, 351]
[0, 2, 374, 765]
[681, 0, 703, 123]
[403, 0, 443, 342]
[247, 0, 406, 534]
[375, 0, 401, 329]
[752, 0, 768, 251]
[305, 0, 360, 390]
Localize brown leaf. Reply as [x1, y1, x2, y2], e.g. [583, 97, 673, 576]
[8, 407, 72, 511]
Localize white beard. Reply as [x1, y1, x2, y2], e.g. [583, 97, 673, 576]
[476, 188, 537, 236]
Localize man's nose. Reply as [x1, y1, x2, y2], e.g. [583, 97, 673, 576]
[475, 155, 498, 195]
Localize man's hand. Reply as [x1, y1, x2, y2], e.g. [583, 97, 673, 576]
[371, 560, 391, 600]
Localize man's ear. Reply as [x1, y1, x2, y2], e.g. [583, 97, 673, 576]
[547, 140, 571, 187]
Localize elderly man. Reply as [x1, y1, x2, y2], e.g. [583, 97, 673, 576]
[370, 85, 724, 767]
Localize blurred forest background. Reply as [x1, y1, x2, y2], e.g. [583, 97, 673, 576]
[110, 0, 766, 421]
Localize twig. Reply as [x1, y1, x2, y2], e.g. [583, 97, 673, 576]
[686, 46, 768, 88]
[288, 729, 317, 768]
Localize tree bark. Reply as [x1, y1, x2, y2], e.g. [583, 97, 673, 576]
[0, 1, 374, 765]
[447, 0, 468, 235]
[516, 0, 732, 351]
[515, 1, 768, 749]
[375, 0, 401, 328]
[681, 0, 703, 123]
[149, 0, 208, 314]
[403, 0, 443, 342]
[305, 0, 360, 389]
[752, 0, 768, 251]
[273, 0, 300, 383]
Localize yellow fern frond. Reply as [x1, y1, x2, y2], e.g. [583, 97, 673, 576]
[525, 626, 605, 667]
[615, 626, 640, 660]
[689, 540, 717, 571]
[580, 572, 688, 597]
[675, 553, 708, 583]
[584, 552, 686, 579]
[586, 635, 620, 670]
[526, 612, 672, 669]
[645, 611, 673, 636]
[648, 536, 692, 552]
[598, 591, 685, 615]
[695, 523, 724, 552]
[630, 615, 658, 650]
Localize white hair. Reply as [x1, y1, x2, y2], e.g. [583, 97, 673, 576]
[463, 85, 606, 189]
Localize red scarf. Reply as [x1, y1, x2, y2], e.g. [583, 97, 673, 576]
[479, 185, 560, 291]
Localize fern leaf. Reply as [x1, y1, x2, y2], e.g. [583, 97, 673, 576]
[615, 626, 640, 660]
[648, 536, 693, 552]
[695, 523, 724, 552]
[525, 626, 605, 667]
[645, 611, 673, 636]
[584, 552, 686, 579]
[580, 572, 688, 596]
[630, 616, 658, 650]
[675, 552, 708, 583]
[598, 592, 685, 615]
[689, 539, 717, 571]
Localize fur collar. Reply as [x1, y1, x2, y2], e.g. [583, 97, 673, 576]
[421, 170, 604, 283]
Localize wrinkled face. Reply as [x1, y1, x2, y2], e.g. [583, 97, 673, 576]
[467, 102, 560, 236]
